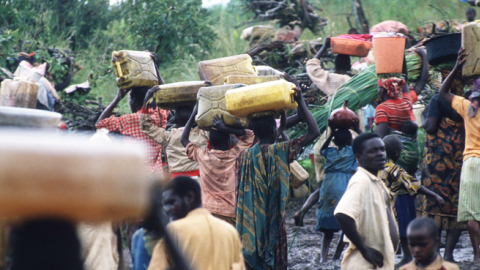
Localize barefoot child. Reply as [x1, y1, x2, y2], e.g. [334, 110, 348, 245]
[380, 135, 445, 266]
[315, 127, 359, 262]
[181, 109, 255, 226]
[400, 218, 459, 270]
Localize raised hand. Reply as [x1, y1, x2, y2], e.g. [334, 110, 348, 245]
[283, 73, 300, 88]
[144, 85, 161, 108]
[115, 87, 130, 102]
[212, 114, 227, 132]
[455, 47, 468, 68]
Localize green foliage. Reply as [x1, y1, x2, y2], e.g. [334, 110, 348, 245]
[0, 0, 472, 116]
[124, 0, 217, 64]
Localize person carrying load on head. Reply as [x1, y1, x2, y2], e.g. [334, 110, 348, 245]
[235, 80, 320, 269]
[96, 86, 169, 173]
[140, 84, 209, 179]
[439, 47, 480, 263]
[180, 105, 255, 227]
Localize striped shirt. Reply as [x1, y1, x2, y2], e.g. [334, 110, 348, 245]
[375, 93, 415, 131]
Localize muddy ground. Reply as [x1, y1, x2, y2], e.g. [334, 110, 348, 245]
[286, 197, 480, 270]
[122, 197, 480, 269]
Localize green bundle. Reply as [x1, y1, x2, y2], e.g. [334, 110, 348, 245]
[289, 52, 423, 138]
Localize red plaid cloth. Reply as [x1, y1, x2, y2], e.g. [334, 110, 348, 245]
[96, 108, 169, 172]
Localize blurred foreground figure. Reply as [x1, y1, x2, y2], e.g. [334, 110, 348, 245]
[148, 176, 245, 270]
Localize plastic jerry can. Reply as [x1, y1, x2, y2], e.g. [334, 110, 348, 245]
[197, 54, 258, 86]
[289, 160, 309, 189]
[0, 78, 38, 108]
[462, 21, 480, 77]
[196, 84, 249, 130]
[224, 75, 280, 85]
[254, 65, 283, 76]
[112, 50, 159, 90]
[0, 130, 151, 222]
[225, 80, 298, 118]
[153, 81, 205, 110]
[0, 106, 62, 129]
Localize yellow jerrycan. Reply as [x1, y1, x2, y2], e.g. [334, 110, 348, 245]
[225, 80, 298, 118]
[0, 78, 38, 108]
[197, 54, 258, 86]
[196, 84, 249, 130]
[224, 75, 280, 85]
[462, 21, 480, 78]
[153, 81, 205, 110]
[112, 50, 159, 90]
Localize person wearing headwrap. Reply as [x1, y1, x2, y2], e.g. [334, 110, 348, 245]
[375, 48, 428, 139]
[374, 48, 429, 266]
[439, 47, 480, 263]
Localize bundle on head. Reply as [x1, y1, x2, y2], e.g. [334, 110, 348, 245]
[288, 52, 422, 140]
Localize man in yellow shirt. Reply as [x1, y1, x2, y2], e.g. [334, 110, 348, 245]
[439, 48, 480, 262]
[148, 176, 245, 270]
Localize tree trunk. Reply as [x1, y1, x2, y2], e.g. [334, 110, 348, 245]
[352, 0, 369, 34]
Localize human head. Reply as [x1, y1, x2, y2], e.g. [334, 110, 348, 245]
[352, 132, 386, 173]
[378, 78, 405, 102]
[163, 176, 202, 221]
[251, 115, 277, 144]
[407, 218, 440, 265]
[335, 54, 352, 75]
[400, 120, 418, 136]
[333, 129, 353, 147]
[175, 106, 193, 127]
[129, 87, 150, 113]
[467, 8, 476, 22]
[209, 129, 231, 150]
[383, 135, 403, 162]
[348, 28, 359, 34]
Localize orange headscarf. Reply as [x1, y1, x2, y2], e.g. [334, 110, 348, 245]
[378, 78, 405, 99]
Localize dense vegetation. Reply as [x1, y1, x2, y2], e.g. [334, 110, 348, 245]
[0, 0, 471, 113]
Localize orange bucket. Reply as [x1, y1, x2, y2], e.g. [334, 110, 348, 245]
[331, 38, 372, 57]
[372, 36, 406, 74]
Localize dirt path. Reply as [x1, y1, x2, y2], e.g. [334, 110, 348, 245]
[285, 197, 480, 270]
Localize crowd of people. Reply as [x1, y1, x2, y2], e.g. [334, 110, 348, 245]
[84, 7, 480, 270]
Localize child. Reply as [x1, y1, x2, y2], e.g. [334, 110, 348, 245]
[181, 110, 255, 227]
[400, 218, 459, 270]
[379, 135, 444, 266]
[315, 127, 359, 262]
[140, 104, 209, 178]
[400, 120, 418, 136]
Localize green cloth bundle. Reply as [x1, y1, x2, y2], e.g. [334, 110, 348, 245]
[289, 52, 422, 138]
